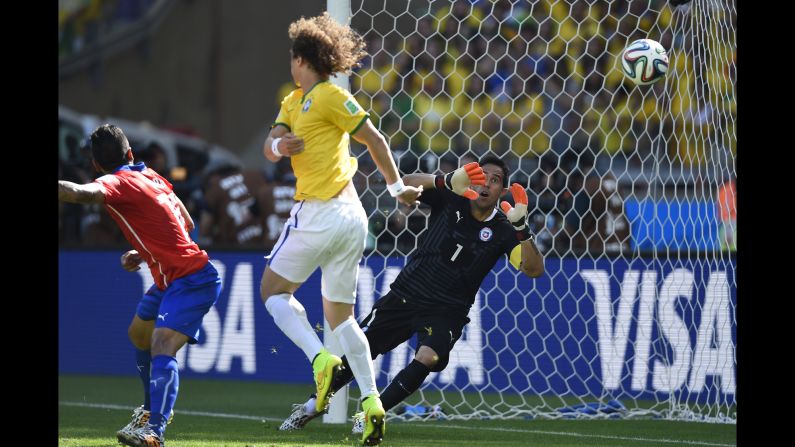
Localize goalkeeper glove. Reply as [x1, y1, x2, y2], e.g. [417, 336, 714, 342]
[434, 162, 486, 200]
[500, 183, 534, 242]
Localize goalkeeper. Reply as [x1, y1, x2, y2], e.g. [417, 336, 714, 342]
[279, 155, 544, 432]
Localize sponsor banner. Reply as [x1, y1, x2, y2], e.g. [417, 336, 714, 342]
[59, 251, 735, 403]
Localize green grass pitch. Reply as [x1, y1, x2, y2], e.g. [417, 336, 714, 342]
[58, 375, 735, 447]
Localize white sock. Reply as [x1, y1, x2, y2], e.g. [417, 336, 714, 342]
[304, 397, 318, 415]
[333, 318, 378, 399]
[265, 293, 323, 362]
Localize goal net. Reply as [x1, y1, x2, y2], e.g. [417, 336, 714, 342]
[343, 0, 736, 423]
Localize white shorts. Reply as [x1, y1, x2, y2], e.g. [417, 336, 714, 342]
[266, 197, 368, 304]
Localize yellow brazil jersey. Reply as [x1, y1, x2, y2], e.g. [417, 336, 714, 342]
[273, 81, 369, 201]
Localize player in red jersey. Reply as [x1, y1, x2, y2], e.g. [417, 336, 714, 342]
[58, 124, 222, 447]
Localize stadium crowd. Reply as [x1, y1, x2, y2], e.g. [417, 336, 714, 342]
[59, 0, 159, 58]
[59, 0, 736, 255]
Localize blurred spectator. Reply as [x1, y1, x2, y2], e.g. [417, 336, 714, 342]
[600, 172, 631, 254]
[561, 154, 630, 254]
[257, 157, 296, 250]
[59, 134, 93, 244]
[527, 170, 562, 254]
[378, 207, 409, 256]
[200, 164, 266, 248]
[59, 0, 159, 58]
[717, 176, 736, 251]
[59, 133, 94, 184]
[134, 141, 169, 176]
[80, 202, 128, 246]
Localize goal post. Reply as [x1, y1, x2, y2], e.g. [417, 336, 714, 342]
[323, 0, 353, 425]
[336, 0, 735, 423]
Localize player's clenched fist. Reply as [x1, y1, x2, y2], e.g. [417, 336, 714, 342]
[120, 249, 143, 272]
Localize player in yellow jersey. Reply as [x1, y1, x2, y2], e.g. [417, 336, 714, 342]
[259, 13, 422, 446]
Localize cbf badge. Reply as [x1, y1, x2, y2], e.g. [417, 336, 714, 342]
[302, 98, 312, 113]
[479, 227, 493, 241]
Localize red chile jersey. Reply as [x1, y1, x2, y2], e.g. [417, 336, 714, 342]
[94, 162, 209, 290]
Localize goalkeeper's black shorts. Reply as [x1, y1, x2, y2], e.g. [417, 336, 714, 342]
[358, 291, 470, 372]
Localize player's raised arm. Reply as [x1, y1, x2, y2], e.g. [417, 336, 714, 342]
[351, 119, 423, 206]
[403, 162, 486, 200]
[501, 183, 544, 278]
[58, 180, 105, 204]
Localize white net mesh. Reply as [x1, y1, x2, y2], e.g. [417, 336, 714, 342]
[345, 0, 736, 423]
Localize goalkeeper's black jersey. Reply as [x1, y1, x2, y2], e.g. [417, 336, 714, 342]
[389, 187, 520, 316]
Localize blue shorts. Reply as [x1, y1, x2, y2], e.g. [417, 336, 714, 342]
[136, 261, 222, 344]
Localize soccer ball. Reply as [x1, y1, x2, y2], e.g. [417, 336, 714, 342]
[621, 38, 669, 85]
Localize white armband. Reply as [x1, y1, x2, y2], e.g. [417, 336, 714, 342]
[271, 137, 283, 157]
[386, 179, 406, 197]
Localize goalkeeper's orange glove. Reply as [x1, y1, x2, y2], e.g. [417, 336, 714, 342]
[500, 183, 534, 242]
[435, 162, 486, 200]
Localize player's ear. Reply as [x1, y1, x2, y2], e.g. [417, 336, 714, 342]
[126, 149, 134, 162]
[91, 158, 102, 174]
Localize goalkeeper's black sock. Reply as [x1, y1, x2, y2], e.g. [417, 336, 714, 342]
[331, 356, 355, 393]
[379, 360, 431, 411]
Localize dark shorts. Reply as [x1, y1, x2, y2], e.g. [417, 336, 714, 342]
[359, 292, 470, 372]
[136, 261, 222, 344]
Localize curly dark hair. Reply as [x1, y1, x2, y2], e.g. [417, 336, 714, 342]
[288, 12, 367, 77]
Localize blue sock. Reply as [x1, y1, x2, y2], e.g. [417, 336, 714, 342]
[148, 355, 179, 436]
[135, 349, 152, 411]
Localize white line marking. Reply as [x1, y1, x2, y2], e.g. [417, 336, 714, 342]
[59, 401, 281, 422]
[59, 401, 735, 446]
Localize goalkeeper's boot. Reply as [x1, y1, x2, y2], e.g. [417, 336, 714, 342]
[351, 411, 365, 434]
[117, 406, 173, 441]
[279, 402, 323, 431]
[117, 424, 164, 447]
[312, 348, 343, 413]
[361, 394, 385, 446]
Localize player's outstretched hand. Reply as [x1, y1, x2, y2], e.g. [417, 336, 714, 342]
[397, 185, 423, 206]
[499, 183, 529, 231]
[444, 162, 486, 200]
[121, 249, 143, 272]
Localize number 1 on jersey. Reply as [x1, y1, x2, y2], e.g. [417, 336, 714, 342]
[451, 243, 463, 262]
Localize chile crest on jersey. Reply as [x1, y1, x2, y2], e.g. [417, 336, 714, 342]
[479, 227, 493, 241]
